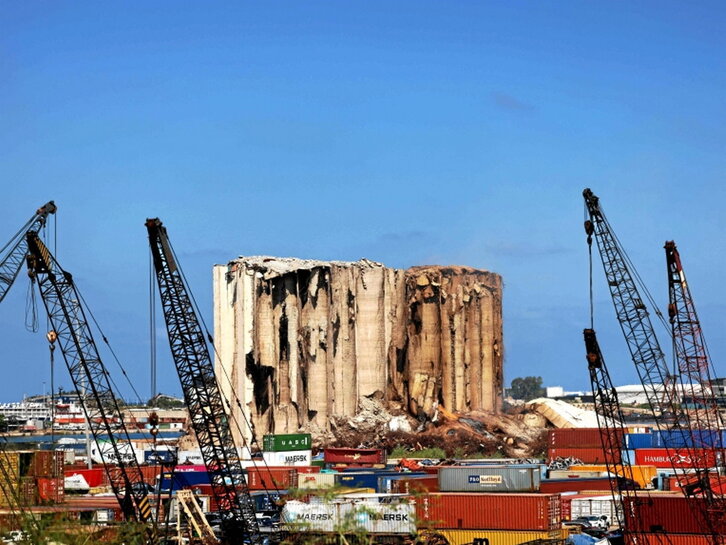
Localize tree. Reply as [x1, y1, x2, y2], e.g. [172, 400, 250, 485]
[510, 376, 545, 401]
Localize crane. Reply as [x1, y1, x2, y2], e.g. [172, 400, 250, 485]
[0, 201, 56, 304]
[145, 218, 263, 545]
[583, 188, 724, 543]
[583, 328, 631, 534]
[664, 241, 726, 518]
[25, 231, 157, 540]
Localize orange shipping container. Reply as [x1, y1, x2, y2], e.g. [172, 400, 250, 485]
[413, 493, 561, 531]
[245, 467, 297, 490]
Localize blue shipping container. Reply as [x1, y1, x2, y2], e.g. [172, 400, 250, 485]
[623, 433, 653, 449]
[159, 470, 211, 492]
[334, 472, 383, 491]
[654, 429, 722, 448]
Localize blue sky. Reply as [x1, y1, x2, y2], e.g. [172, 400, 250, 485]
[1, 2, 725, 403]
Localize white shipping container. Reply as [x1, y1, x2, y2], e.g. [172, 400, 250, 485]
[262, 450, 312, 467]
[297, 473, 336, 489]
[571, 494, 619, 524]
[282, 500, 337, 532]
[282, 499, 414, 535]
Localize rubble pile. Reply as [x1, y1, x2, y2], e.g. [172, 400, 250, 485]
[321, 396, 548, 459]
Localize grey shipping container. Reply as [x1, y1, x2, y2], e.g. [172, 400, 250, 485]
[438, 465, 541, 493]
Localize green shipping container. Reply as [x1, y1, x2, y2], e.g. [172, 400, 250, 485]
[263, 433, 312, 452]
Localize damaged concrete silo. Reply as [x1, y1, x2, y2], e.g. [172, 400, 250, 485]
[213, 257, 502, 443]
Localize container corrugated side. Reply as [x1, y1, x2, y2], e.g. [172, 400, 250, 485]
[297, 472, 336, 490]
[413, 492, 561, 531]
[569, 464, 657, 489]
[625, 534, 710, 545]
[547, 470, 604, 479]
[653, 429, 722, 449]
[438, 528, 569, 545]
[570, 494, 617, 523]
[623, 495, 724, 534]
[624, 433, 654, 449]
[262, 450, 312, 467]
[390, 476, 439, 494]
[263, 433, 312, 452]
[378, 473, 427, 493]
[634, 448, 718, 469]
[438, 466, 540, 492]
[334, 473, 381, 491]
[540, 477, 614, 494]
[549, 428, 623, 449]
[282, 498, 415, 535]
[323, 448, 386, 465]
[246, 467, 298, 490]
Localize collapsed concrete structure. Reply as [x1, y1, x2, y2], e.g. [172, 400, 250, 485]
[213, 257, 503, 443]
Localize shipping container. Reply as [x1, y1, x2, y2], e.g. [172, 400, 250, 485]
[390, 476, 439, 494]
[282, 498, 415, 535]
[634, 448, 719, 469]
[549, 428, 622, 449]
[653, 429, 722, 449]
[625, 534, 710, 545]
[547, 470, 605, 479]
[378, 473, 428, 494]
[570, 494, 618, 523]
[624, 433, 654, 449]
[324, 448, 386, 465]
[262, 450, 312, 467]
[18, 476, 36, 506]
[263, 433, 312, 452]
[63, 467, 109, 488]
[438, 466, 540, 493]
[245, 467, 298, 491]
[159, 470, 211, 491]
[547, 447, 616, 464]
[297, 472, 336, 490]
[540, 477, 615, 494]
[662, 472, 726, 493]
[437, 528, 569, 545]
[413, 493, 561, 531]
[335, 473, 381, 491]
[569, 464, 657, 489]
[37, 477, 65, 503]
[622, 494, 725, 534]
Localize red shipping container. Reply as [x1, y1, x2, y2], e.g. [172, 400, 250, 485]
[391, 476, 439, 494]
[30, 451, 54, 477]
[634, 448, 719, 469]
[63, 467, 109, 488]
[547, 448, 617, 464]
[18, 477, 37, 506]
[549, 428, 623, 449]
[625, 534, 710, 545]
[37, 477, 65, 503]
[294, 466, 320, 474]
[323, 448, 386, 465]
[540, 478, 615, 494]
[623, 495, 725, 534]
[245, 467, 297, 490]
[413, 493, 561, 531]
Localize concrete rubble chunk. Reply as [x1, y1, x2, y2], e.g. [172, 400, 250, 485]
[213, 256, 503, 444]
